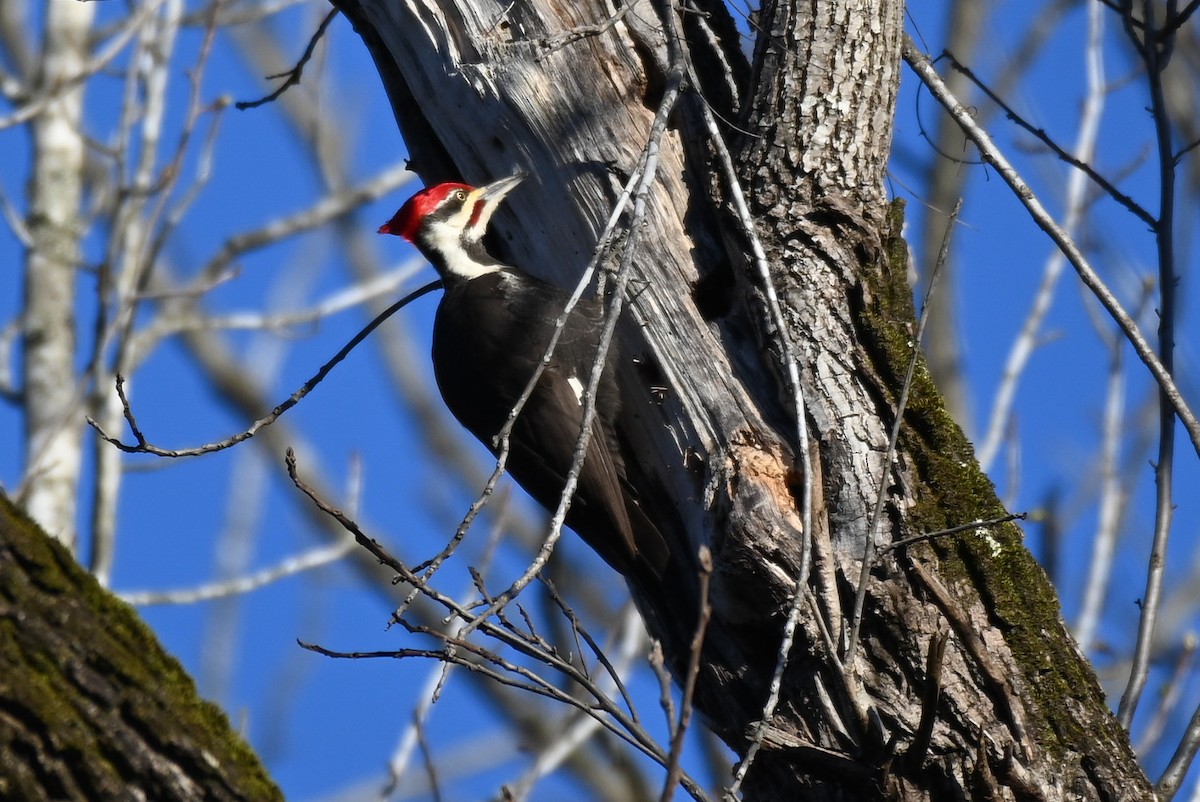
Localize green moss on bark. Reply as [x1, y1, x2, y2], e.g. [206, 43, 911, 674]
[0, 494, 282, 801]
[851, 200, 1131, 764]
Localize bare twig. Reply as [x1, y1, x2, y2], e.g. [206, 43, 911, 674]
[502, 606, 647, 802]
[87, 280, 442, 456]
[286, 451, 713, 801]
[384, 508, 511, 795]
[1136, 634, 1197, 755]
[531, 0, 645, 59]
[940, 50, 1151, 229]
[1116, 0, 1180, 729]
[414, 708, 445, 802]
[541, 579, 641, 719]
[660, 546, 713, 802]
[90, 0, 227, 585]
[193, 160, 413, 288]
[0, 2, 160, 131]
[903, 35, 1200, 469]
[883, 513, 1027, 553]
[118, 538, 355, 606]
[1157, 683, 1200, 800]
[235, 8, 338, 110]
[136, 262, 422, 342]
[1075, 286, 1154, 653]
[1161, 0, 1200, 35]
[648, 640, 678, 739]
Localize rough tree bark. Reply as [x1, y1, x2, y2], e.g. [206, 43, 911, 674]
[331, 0, 1153, 798]
[0, 495, 281, 801]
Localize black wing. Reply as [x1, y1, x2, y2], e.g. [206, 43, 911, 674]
[432, 272, 667, 576]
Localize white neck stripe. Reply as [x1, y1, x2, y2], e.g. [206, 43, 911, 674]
[425, 219, 502, 279]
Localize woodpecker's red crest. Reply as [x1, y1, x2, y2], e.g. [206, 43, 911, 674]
[378, 173, 526, 280]
[378, 183, 471, 242]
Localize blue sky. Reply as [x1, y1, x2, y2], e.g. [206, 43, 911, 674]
[3, 0, 1199, 799]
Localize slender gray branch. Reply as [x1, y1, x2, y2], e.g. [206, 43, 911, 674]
[903, 35, 1200, 468]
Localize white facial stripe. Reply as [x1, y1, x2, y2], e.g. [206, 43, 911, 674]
[567, 375, 584, 406]
[466, 190, 496, 241]
[425, 218, 500, 279]
[446, 197, 476, 231]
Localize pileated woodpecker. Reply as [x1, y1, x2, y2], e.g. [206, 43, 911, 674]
[379, 173, 670, 578]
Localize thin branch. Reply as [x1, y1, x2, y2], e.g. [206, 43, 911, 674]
[285, 452, 713, 802]
[940, 50, 1153, 229]
[648, 640, 678, 737]
[0, 2, 161, 131]
[1095, 0, 1146, 29]
[136, 262, 422, 344]
[1117, 0, 1180, 728]
[1163, 0, 1200, 33]
[903, 35, 1200, 469]
[91, 0, 212, 586]
[501, 714, 607, 802]
[193, 160, 413, 289]
[883, 513, 1027, 553]
[413, 710, 445, 802]
[502, 607, 647, 802]
[1136, 634, 1197, 755]
[541, 579, 641, 720]
[87, 280, 442, 456]
[1075, 287, 1154, 653]
[1157, 686, 1200, 800]
[975, 2, 1108, 471]
[117, 537, 356, 606]
[383, 510, 511, 795]
[1175, 136, 1200, 165]
[531, 0, 645, 60]
[234, 8, 338, 110]
[659, 546, 713, 802]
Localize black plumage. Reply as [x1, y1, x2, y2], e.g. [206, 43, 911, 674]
[380, 175, 669, 578]
[434, 270, 668, 576]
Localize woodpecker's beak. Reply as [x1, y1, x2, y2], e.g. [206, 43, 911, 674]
[465, 171, 526, 240]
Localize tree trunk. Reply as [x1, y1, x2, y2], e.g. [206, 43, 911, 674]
[22, 0, 92, 548]
[331, 0, 1153, 797]
[0, 495, 282, 801]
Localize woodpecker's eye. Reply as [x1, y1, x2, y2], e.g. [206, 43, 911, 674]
[455, 190, 467, 201]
